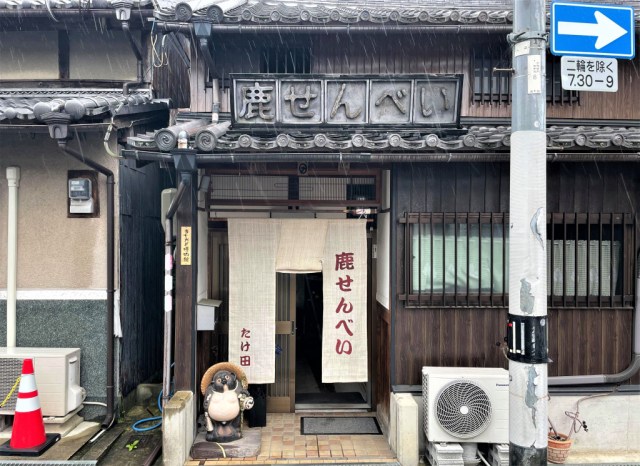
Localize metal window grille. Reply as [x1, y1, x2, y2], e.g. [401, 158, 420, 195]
[472, 49, 579, 106]
[401, 212, 633, 308]
[547, 213, 634, 308]
[260, 47, 311, 74]
[401, 212, 509, 308]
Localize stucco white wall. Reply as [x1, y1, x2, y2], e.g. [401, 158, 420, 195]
[0, 133, 119, 289]
[0, 29, 137, 81]
[548, 393, 640, 457]
[0, 31, 59, 79]
[69, 30, 137, 80]
[376, 170, 390, 309]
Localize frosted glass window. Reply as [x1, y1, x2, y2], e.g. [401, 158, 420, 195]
[411, 222, 508, 295]
[409, 216, 623, 304]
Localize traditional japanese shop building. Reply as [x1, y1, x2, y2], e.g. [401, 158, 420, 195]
[124, 0, 640, 462]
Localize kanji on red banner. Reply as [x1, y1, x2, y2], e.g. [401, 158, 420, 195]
[335, 252, 355, 271]
[323, 221, 367, 382]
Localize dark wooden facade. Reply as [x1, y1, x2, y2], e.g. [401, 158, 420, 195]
[119, 159, 173, 396]
[187, 32, 640, 120]
[374, 302, 391, 427]
[393, 162, 640, 388]
[152, 32, 191, 109]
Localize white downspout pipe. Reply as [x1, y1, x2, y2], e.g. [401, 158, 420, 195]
[6, 166, 21, 348]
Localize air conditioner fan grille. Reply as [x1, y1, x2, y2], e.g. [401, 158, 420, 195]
[435, 380, 492, 439]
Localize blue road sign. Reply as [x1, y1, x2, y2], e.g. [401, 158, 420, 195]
[551, 2, 635, 59]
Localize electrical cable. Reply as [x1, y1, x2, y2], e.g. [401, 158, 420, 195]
[132, 364, 175, 433]
[563, 390, 616, 437]
[477, 450, 491, 466]
[0, 376, 20, 408]
[214, 442, 227, 458]
[83, 401, 108, 407]
[103, 103, 124, 158]
[151, 23, 169, 68]
[89, 414, 116, 444]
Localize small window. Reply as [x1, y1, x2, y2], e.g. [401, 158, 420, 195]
[260, 47, 311, 74]
[401, 212, 633, 308]
[546, 58, 580, 105]
[472, 49, 511, 104]
[402, 213, 509, 307]
[547, 213, 633, 307]
[472, 48, 580, 106]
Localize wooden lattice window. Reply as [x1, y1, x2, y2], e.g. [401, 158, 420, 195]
[260, 46, 311, 74]
[472, 49, 512, 104]
[472, 48, 580, 106]
[546, 58, 580, 106]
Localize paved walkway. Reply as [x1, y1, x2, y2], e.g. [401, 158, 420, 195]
[185, 413, 396, 465]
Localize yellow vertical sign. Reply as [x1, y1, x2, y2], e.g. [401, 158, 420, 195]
[180, 226, 192, 266]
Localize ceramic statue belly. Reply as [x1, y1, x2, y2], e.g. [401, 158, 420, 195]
[208, 389, 240, 422]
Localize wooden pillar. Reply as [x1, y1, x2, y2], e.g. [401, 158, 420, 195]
[174, 151, 198, 392]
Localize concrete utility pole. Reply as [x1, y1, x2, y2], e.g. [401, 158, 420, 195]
[507, 1, 548, 465]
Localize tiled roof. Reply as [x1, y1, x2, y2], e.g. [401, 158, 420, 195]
[0, 0, 151, 11]
[153, 0, 640, 25]
[0, 89, 167, 123]
[127, 120, 640, 153]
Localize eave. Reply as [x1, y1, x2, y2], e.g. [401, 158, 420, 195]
[0, 88, 169, 125]
[150, 0, 640, 29]
[127, 118, 640, 155]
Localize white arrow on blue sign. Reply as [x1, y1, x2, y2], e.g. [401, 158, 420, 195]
[551, 2, 635, 59]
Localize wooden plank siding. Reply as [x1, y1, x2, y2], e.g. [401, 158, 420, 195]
[119, 160, 173, 396]
[393, 162, 640, 387]
[195, 33, 640, 120]
[374, 302, 391, 430]
[151, 33, 190, 109]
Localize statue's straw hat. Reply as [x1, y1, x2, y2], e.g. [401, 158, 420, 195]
[200, 362, 249, 395]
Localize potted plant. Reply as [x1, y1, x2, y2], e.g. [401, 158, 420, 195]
[548, 418, 573, 465]
[548, 406, 590, 465]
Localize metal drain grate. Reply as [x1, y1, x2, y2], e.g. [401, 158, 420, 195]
[0, 462, 96, 466]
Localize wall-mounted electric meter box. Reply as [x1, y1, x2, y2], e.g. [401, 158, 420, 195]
[69, 178, 94, 214]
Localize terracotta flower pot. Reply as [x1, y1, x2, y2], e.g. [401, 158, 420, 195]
[548, 433, 573, 464]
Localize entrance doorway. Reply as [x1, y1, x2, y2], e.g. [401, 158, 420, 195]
[294, 273, 369, 410]
[266, 272, 371, 412]
[218, 217, 375, 413]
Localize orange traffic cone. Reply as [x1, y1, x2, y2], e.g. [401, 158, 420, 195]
[0, 358, 60, 456]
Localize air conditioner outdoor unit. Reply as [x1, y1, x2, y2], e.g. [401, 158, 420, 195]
[422, 366, 509, 444]
[0, 348, 84, 417]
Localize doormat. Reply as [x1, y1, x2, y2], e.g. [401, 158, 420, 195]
[300, 416, 382, 435]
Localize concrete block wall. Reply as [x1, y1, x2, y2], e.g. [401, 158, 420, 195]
[389, 392, 421, 466]
[163, 391, 195, 466]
